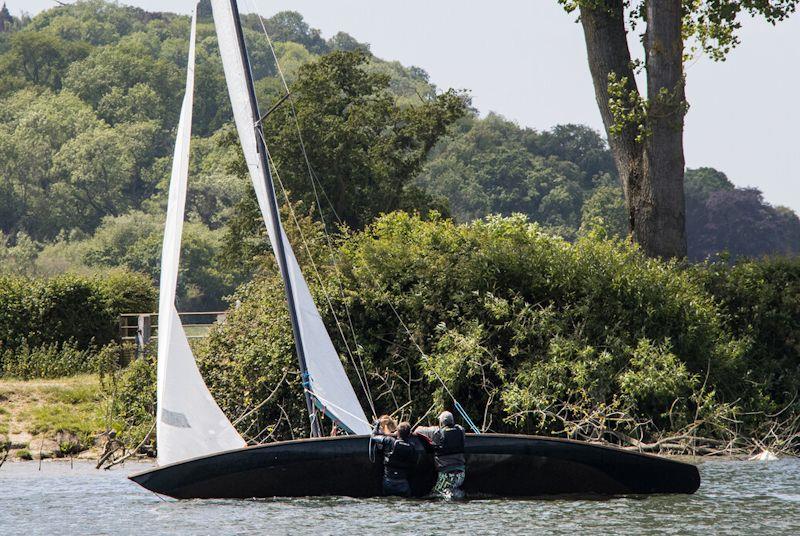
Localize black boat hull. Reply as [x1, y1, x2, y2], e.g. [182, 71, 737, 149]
[128, 433, 700, 499]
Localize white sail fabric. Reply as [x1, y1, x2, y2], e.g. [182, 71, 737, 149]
[156, 4, 246, 466]
[210, 0, 371, 435]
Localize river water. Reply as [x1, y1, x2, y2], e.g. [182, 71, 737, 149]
[1, 458, 798, 535]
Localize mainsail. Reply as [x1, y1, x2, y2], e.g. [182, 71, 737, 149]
[156, 4, 246, 466]
[210, 0, 371, 435]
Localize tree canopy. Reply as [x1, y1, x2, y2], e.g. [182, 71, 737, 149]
[0, 0, 796, 311]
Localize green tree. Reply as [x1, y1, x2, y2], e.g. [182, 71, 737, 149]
[260, 50, 468, 230]
[0, 29, 91, 90]
[77, 211, 235, 310]
[417, 114, 613, 235]
[245, 11, 329, 55]
[0, 89, 102, 238]
[51, 124, 138, 231]
[560, 0, 799, 259]
[63, 31, 182, 117]
[579, 184, 627, 238]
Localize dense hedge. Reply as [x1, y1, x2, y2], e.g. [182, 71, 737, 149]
[0, 271, 155, 377]
[189, 213, 800, 445]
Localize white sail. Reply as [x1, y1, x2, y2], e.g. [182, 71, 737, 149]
[156, 4, 246, 466]
[210, 0, 371, 435]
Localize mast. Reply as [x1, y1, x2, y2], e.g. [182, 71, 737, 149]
[227, 0, 320, 437]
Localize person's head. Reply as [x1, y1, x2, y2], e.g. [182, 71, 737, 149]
[397, 422, 411, 441]
[438, 411, 454, 428]
[378, 414, 397, 434]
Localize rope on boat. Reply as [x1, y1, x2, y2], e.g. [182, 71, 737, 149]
[305, 388, 372, 431]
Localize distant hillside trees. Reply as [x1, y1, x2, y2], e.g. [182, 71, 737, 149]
[417, 115, 616, 237]
[419, 114, 800, 261]
[0, 0, 797, 313]
[685, 168, 800, 260]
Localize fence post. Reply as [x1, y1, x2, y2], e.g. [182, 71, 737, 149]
[136, 314, 151, 360]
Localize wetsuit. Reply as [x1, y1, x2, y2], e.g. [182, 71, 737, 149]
[415, 424, 466, 499]
[371, 434, 418, 497]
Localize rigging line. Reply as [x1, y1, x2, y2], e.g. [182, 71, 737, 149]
[261, 133, 376, 417]
[257, 91, 291, 124]
[305, 388, 371, 427]
[247, 0, 478, 430]
[247, 1, 375, 411]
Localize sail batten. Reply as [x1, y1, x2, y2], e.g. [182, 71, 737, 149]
[210, 0, 371, 436]
[156, 3, 246, 467]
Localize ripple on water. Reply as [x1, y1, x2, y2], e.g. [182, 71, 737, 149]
[0, 458, 799, 535]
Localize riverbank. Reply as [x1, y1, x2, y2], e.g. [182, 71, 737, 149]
[0, 375, 107, 461]
[0, 373, 793, 463]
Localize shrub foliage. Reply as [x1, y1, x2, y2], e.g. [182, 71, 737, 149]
[0, 271, 155, 377]
[191, 213, 800, 445]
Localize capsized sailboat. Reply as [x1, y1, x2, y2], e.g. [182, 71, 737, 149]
[129, 0, 700, 498]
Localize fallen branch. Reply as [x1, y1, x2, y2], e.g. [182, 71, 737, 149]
[101, 422, 155, 470]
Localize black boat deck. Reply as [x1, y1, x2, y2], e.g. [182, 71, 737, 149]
[129, 433, 700, 499]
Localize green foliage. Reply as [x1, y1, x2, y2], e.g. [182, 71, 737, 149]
[188, 213, 797, 442]
[694, 257, 800, 409]
[1, 2, 459, 312]
[107, 352, 156, 445]
[0, 340, 94, 379]
[74, 211, 235, 310]
[417, 114, 617, 236]
[0, 271, 155, 357]
[685, 166, 735, 200]
[579, 184, 628, 238]
[0, 28, 92, 90]
[261, 50, 468, 230]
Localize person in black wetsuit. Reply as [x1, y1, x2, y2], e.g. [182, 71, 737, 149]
[371, 421, 418, 497]
[414, 411, 466, 499]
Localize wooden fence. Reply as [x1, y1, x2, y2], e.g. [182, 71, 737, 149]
[119, 311, 227, 358]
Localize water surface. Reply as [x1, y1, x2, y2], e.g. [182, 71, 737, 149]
[1, 458, 798, 535]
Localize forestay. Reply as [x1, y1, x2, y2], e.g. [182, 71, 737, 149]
[156, 4, 246, 467]
[210, 0, 371, 435]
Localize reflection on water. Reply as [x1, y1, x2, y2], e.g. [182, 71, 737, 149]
[1, 458, 798, 535]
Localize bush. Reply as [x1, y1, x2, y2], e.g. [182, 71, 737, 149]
[694, 256, 800, 411]
[104, 351, 156, 446]
[192, 212, 796, 444]
[0, 271, 155, 356]
[110, 213, 798, 450]
[0, 340, 93, 379]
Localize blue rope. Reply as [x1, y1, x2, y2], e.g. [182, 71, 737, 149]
[454, 401, 481, 434]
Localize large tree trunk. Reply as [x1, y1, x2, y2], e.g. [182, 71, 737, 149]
[641, 0, 687, 259]
[578, 0, 687, 259]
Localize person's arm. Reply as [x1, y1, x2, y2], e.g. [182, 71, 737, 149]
[413, 426, 437, 440]
[371, 434, 391, 452]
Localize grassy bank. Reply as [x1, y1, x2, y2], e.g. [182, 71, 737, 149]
[0, 375, 107, 460]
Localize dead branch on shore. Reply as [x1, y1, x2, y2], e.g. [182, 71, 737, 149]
[100, 422, 155, 470]
[510, 398, 800, 457]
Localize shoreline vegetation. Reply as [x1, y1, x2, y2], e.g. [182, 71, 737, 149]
[2, 214, 798, 466]
[0, 2, 798, 467]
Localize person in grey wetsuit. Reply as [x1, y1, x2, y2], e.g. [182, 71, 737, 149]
[371, 421, 418, 497]
[414, 411, 466, 499]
